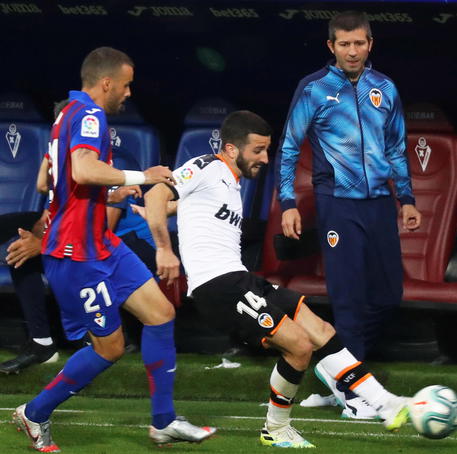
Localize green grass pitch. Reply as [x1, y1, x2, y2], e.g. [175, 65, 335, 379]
[1, 351, 457, 453]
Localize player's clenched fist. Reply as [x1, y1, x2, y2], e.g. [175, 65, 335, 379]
[144, 166, 176, 185]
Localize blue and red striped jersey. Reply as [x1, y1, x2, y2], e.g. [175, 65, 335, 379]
[42, 90, 121, 261]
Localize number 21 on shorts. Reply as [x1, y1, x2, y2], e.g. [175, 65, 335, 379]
[80, 281, 113, 313]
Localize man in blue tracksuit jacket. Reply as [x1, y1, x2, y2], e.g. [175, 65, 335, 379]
[276, 11, 421, 419]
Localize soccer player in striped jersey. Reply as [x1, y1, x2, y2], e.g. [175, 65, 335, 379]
[12, 47, 215, 452]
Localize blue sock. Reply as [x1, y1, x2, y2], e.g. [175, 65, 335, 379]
[25, 346, 113, 423]
[142, 321, 176, 429]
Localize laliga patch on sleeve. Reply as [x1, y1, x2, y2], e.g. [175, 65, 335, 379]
[81, 115, 100, 138]
[175, 167, 194, 187]
[180, 167, 194, 180]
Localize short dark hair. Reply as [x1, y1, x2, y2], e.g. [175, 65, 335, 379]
[221, 110, 272, 149]
[53, 98, 70, 119]
[80, 47, 134, 88]
[328, 11, 372, 42]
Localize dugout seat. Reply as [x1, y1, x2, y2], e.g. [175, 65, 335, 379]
[172, 99, 275, 254]
[260, 140, 327, 296]
[167, 99, 236, 303]
[260, 116, 457, 310]
[172, 98, 272, 220]
[173, 98, 234, 168]
[107, 100, 161, 170]
[169, 99, 235, 233]
[398, 110, 457, 308]
[0, 93, 48, 290]
[107, 102, 184, 305]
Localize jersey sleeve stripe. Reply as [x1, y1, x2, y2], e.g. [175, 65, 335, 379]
[70, 144, 101, 154]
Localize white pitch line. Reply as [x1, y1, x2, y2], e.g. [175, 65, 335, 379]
[0, 409, 378, 424]
[0, 418, 443, 441]
[1, 412, 456, 442]
[225, 415, 383, 425]
[0, 419, 149, 429]
[0, 408, 87, 413]
[1, 417, 456, 441]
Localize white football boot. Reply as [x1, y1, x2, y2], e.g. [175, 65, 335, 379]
[260, 423, 315, 448]
[377, 396, 410, 431]
[149, 416, 216, 444]
[13, 404, 60, 453]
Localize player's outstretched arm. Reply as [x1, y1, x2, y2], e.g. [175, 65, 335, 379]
[145, 183, 180, 285]
[72, 148, 131, 185]
[71, 148, 177, 187]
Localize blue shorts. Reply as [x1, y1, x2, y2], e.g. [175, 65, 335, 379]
[43, 241, 153, 340]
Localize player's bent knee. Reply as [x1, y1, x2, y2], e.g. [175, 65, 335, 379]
[92, 336, 125, 362]
[159, 300, 176, 321]
[315, 321, 336, 348]
[286, 337, 313, 370]
[99, 343, 125, 362]
[140, 299, 175, 325]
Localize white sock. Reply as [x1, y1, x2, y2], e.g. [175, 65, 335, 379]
[33, 337, 53, 346]
[319, 347, 394, 409]
[267, 364, 300, 429]
[267, 403, 292, 429]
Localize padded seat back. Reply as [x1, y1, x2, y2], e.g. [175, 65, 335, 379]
[262, 141, 323, 279]
[174, 130, 268, 217]
[0, 93, 48, 288]
[173, 99, 269, 221]
[108, 107, 162, 248]
[0, 93, 48, 216]
[399, 132, 457, 282]
[108, 100, 160, 169]
[170, 99, 233, 233]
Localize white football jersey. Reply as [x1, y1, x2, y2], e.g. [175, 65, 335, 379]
[173, 154, 247, 293]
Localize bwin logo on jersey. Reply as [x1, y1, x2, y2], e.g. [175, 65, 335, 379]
[415, 137, 432, 172]
[109, 128, 121, 147]
[327, 230, 339, 248]
[209, 129, 221, 154]
[214, 203, 242, 228]
[6, 124, 21, 158]
[369, 88, 382, 108]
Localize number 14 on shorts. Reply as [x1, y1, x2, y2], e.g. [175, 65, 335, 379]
[236, 291, 267, 319]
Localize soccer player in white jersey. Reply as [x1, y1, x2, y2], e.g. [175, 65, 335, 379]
[144, 110, 410, 449]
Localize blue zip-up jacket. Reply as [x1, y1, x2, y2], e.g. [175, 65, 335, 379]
[276, 62, 415, 211]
